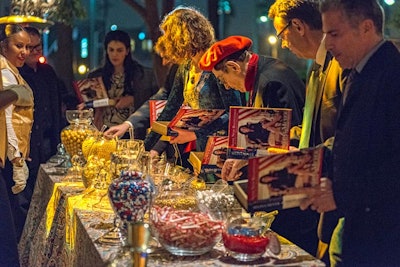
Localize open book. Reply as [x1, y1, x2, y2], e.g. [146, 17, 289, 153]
[233, 146, 324, 212]
[228, 106, 291, 159]
[151, 108, 225, 136]
[73, 76, 108, 103]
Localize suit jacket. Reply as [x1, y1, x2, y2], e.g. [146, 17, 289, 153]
[331, 41, 400, 265]
[310, 54, 342, 147]
[252, 55, 305, 126]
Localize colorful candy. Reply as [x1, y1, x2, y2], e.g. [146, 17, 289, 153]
[108, 170, 155, 222]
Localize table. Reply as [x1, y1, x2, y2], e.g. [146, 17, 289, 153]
[19, 164, 325, 267]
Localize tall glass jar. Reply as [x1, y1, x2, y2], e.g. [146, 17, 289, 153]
[60, 109, 97, 158]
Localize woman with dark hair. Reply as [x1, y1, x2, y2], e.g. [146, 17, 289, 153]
[84, 30, 158, 130]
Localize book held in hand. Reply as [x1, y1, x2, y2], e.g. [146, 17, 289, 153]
[73, 76, 108, 104]
[233, 146, 324, 212]
[228, 106, 291, 159]
[150, 108, 225, 137]
[149, 100, 167, 127]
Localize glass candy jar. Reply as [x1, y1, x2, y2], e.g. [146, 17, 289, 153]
[82, 133, 117, 189]
[108, 170, 155, 224]
[60, 109, 97, 158]
[150, 186, 224, 256]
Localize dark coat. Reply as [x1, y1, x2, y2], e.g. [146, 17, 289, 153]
[252, 55, 305, 126]
[331, 41, 400, 265]
[310, 54, 342, 147]
[19, 63, 68, 181]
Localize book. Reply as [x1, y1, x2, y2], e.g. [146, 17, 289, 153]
[198, 136, 229, 183]
[228, 106, 291, 159]
[150, 121, 178, 137]
[169, 108, 225, 131]
[233, 146, 324, 212]
[150, 108, 225, 136]
[149, 100, 167, 127]
[188, 151, 204, 174]
[73, 77, 108, 103]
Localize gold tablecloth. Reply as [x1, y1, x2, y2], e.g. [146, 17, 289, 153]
[19, 164, 325, 267]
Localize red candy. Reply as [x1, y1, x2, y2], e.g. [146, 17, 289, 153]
[151, 205, 223, 249]
[222, 232, 270, 254]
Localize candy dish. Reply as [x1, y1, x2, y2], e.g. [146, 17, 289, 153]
[150, 189, 224, 256]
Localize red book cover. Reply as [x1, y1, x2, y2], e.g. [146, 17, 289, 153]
[149, 100, 167, 126]
[73, 76, 108, 103]
[169, 108, 225, 131]
[228, 106, 291, 158]
[201, 136, 228, 174]
[245, 146, 324, 212]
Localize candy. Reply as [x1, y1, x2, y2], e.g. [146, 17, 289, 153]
[150, 205, 223, 250]
[108, 170, 155, 222]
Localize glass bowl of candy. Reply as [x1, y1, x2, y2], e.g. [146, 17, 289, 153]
[222, 211, 279, 262]
[150, 188, 224, 256]
[195, 180, 236, 220]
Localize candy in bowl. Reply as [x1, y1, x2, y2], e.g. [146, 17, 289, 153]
[222, 211, 279, 262]
[150, 188, 224, 256]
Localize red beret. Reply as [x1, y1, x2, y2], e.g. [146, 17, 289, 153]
[199, 35, 252, 71]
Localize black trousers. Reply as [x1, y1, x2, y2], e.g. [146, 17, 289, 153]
[0, 167, 20, 267]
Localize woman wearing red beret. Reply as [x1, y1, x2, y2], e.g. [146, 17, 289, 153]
[144, 7, 242, 168]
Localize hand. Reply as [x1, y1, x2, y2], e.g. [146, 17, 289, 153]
[149, 150, 160, 158]
[169, 128, 196, 144]
[221, 159, 248, 181]
[7, 84, 33, 107]
[104, 122, 131, 138]
[12, 159, 29, 194]
[115, 95, 134, 109]
[76, 102, 85, 110]
[300, 178, 337, 213]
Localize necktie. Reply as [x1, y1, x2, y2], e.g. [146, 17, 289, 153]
[299, 65, 320, 149]
[342, 69, 358, 105]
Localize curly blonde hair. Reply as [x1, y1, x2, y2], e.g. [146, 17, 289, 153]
[155, 6, 215, 64]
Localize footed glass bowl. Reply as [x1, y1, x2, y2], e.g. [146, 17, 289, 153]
[222, 214, 271, 262]
[150, 190, 224, 256]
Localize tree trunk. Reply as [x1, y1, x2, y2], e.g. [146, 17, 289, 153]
[122, 0, 175, 88]
[53, 23, 74, 93]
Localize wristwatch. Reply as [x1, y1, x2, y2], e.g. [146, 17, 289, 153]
[12, 157, 25, 167]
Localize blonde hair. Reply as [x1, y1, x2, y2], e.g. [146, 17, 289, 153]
[155, 6, 215, 64]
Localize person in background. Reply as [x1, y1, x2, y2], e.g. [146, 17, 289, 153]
[18, 26, 70, 219]
[104, 62, 178, 140]
[83, 30, 158, 134]
[143, 7, 242, 168]
[268, 0, 342, 262]
[0, 24, 34, 242]
[0, 83, 33, 267]
[300, 0, 400, 266]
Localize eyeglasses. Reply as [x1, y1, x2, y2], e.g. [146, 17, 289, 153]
[28, 44, 43, 52]
[276, 20, 292, 40]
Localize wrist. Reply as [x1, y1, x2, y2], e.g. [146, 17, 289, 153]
[123, 121, 133, 129]
[12, 157, 25, 167]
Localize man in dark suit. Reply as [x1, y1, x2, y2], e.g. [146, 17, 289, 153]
[301, 0, 400, 266]
[268, 0, 343, 262]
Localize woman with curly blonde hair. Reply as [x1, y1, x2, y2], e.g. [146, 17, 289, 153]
[144, 6, 242, 168]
